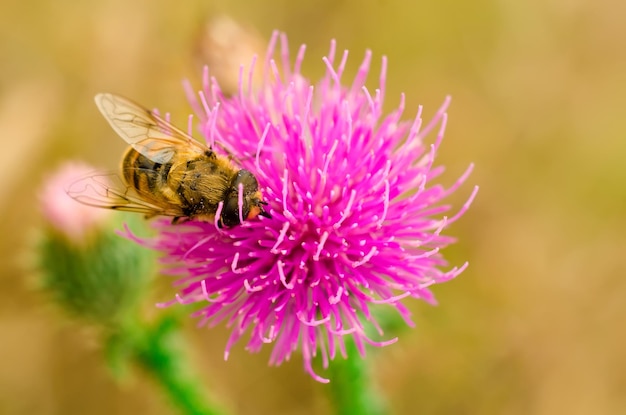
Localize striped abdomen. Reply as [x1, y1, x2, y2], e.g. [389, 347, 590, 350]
[121, 148, 181, 212]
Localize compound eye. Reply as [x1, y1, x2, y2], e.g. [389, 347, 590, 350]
[232, 170, 258, 193]
[220, 195, 250, 227]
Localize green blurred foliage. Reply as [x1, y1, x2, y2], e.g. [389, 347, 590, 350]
[1, 0, 625, 414]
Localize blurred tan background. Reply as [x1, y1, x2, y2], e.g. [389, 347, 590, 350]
[2, 0, 625, 414]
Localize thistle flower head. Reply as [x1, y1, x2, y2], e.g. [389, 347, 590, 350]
[38, 162, 154, 324]
[125, 32, 477, 382]
[40, 162, 111, 244]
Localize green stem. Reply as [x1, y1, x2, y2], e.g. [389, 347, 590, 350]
[327, 340, 388, 415]
[112, 316, 229, 415]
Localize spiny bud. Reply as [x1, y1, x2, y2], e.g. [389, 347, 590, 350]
[37, 162, 155, 325]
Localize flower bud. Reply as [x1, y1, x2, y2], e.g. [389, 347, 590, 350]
[37, 162, 155, 325]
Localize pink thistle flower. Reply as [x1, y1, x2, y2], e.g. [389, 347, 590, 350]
[124, 32, 477, 382]
[40, 162, 111, 244]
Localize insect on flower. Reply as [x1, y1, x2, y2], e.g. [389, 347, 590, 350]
[68, 93, 270, 227]
[110, 31, 478, 382]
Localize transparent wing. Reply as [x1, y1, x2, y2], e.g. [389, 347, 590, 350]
[94, 93, 208, 164]
[67, 172, 184, 217]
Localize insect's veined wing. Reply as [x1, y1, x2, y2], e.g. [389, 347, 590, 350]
[67, 172, 183, 217]
[94, 93, 208, 164]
